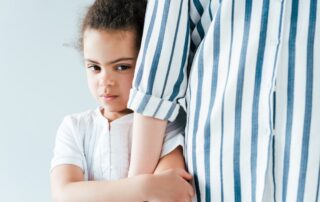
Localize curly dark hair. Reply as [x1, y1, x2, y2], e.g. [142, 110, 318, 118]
[79, 0, 147, 50]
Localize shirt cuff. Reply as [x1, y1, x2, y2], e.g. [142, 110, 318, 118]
[160, 132, 184, 157]
[127, 88, 181, 122]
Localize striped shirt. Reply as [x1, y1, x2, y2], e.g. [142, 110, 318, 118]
[128, 0, 320, 201]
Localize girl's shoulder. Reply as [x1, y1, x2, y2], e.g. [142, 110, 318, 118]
[61, 109, 102, 131]
[58, 109, 103, 149]
[65, 109, 97, 121]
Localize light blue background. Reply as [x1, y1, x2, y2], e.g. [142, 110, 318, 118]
[0, 1, 96, 201]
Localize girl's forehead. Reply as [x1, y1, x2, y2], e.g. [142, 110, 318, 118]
[84, 29, 138, 48]
[83, 29, 139, 65]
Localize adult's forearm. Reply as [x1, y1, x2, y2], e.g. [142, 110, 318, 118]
[128, 113, 167, 176]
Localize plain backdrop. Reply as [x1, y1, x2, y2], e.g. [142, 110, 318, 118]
[0, 0, 97, 201]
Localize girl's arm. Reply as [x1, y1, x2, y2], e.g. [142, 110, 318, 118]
[50, 165, 194, 202]
[155, 146, 185, 173]
[51, 165, 145, 202]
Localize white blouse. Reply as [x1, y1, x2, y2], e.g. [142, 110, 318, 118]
[51, 108, 185, 180]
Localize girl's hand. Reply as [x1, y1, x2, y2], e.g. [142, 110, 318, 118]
[143, 168, 194, 202]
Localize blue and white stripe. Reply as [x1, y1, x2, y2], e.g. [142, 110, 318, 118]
[128, 0, 320, 201]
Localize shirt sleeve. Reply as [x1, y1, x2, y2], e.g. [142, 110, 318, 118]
[50, 116, 85, 172]
[128, 0, 190, 122]
[160, 109, 186, 157]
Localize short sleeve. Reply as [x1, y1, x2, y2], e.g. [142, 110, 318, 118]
[160, 110, 186, 157]
[128, 0, 190, 122]
[50, 116, 85, 172]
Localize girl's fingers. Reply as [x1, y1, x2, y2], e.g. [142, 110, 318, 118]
[174, 168, 193, 180]
[188, 183, 195, 197]
[173, 168, 194, 197]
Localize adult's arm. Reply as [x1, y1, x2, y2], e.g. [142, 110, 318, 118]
[128, 0, 190, 176]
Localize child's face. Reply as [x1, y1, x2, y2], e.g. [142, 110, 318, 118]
[83, 29, 138, 121]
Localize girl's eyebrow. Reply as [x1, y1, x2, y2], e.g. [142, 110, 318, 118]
[106, 58, 136, 65]
[85, 58, 136, 65]
[85, 59, 99, 64]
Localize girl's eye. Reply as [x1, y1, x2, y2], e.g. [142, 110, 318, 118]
[115, 65, 131, 71]
[88, 65, 101, 72]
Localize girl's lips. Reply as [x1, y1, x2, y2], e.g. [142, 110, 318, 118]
[102, 95, 118, 101]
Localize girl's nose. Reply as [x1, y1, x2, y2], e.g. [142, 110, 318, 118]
[98, 73, 115, 86]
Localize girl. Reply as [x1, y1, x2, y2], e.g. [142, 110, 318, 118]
[50, 0, 194, 201]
